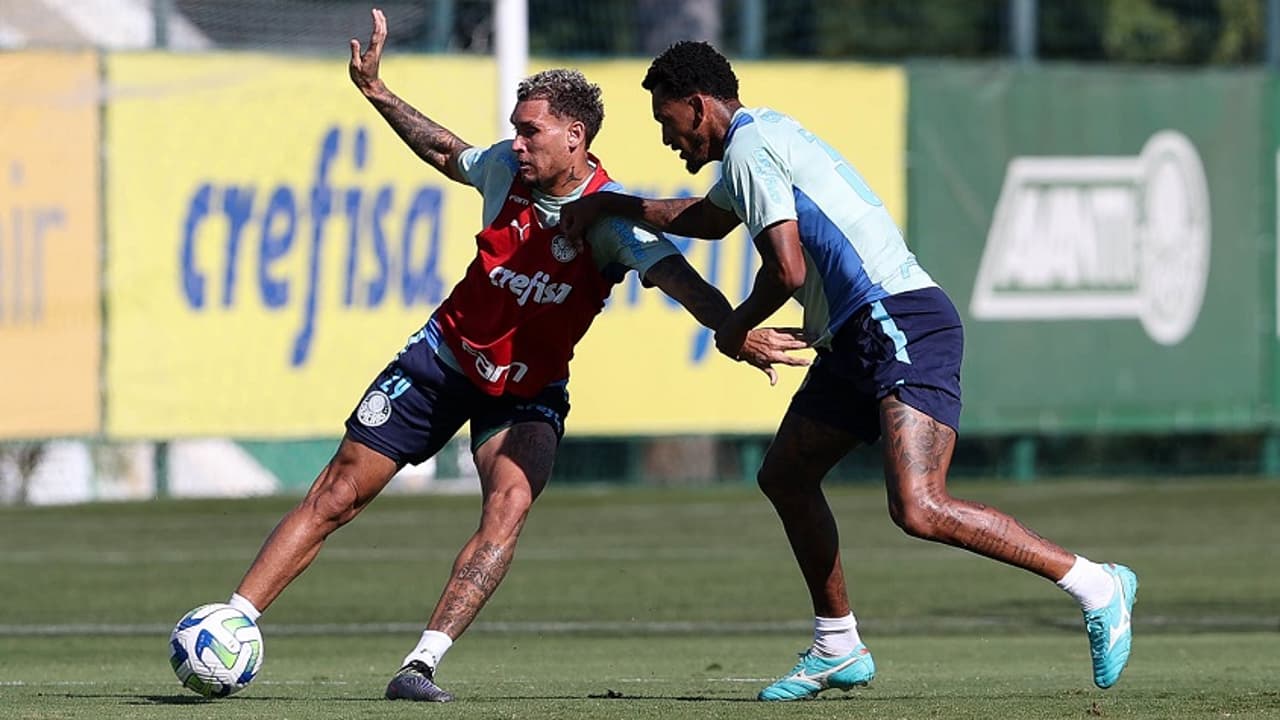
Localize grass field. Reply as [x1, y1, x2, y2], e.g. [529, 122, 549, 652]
[1, 478, 1278, 719]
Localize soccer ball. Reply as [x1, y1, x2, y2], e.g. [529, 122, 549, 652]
[169, 603, 264, 697]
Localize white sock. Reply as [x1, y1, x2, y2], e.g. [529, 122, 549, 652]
[811, 613, 861, 658]
[1056, 556, 1117, 611]
[401, 630, 453, 670]
[227, 593, 262, 622]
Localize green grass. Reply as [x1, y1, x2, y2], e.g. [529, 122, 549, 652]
[1, 478, 1278, 719]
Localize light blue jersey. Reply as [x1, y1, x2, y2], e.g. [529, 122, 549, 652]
[458, 140, 679, 277]
[707, 107, 935, 348]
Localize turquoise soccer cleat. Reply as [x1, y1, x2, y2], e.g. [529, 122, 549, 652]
[1083, 563, 1139, 689]
[757, 644, 875, 701]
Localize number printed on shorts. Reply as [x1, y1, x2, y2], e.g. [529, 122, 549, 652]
[379, 369, 411, 400]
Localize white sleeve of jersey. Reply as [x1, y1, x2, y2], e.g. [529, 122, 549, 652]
[457, 140, 520, 226]
[457, 140, 518, 195]
[455, 146, 485, 187]
[586, 216, 680, 278]
[719, 135, 796, 239]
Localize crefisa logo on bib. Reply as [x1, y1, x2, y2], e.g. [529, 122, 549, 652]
[357, 390, 392, 427]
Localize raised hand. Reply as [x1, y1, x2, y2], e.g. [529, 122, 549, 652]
[349, 8, 388, 95]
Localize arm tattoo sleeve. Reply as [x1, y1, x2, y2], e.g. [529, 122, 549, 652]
[645, 256, 732, 330]
[367, 90, 471, 182]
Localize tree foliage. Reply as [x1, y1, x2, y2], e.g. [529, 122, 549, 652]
[524, 0, 1267, 64]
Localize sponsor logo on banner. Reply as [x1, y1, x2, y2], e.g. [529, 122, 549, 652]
[0, 162, 64, 326]
[179, 125, 447, 368]
[970, 131, 1210, 345]
[0, 52, 100, 438]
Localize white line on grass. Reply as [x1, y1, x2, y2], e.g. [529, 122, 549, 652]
[0, 614, 1275, 637]
[0, 620, 811, 636]
[0, 545, 806, 564]
[615, 677, 770, 683]
[0, 680, 351, 686]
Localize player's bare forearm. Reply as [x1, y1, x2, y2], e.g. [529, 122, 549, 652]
[714, 270, 793, 370]
[649, 255, 806, 385]
[348, 9, 469, 183]
[716, 223, 805, 359]
[643, 196, 740, 238]
[733, 265, 796, 331]
[362, 83, 471, 183]
[582, 194, 739, 239]
[644, 255, 732, 330]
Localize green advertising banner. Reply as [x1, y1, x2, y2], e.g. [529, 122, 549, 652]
[909, 65, 1269, 433]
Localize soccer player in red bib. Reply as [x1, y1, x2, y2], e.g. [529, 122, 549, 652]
[217, 11, 807, 703]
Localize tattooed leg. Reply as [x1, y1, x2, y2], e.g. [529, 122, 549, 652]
[757, 409, 860, 617]
[426, 422, 556, 638]
[880, 395, 1074, 580]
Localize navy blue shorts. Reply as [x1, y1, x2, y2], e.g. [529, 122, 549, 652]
[789, 286, 963, 445]
[344, 337, 570, 466]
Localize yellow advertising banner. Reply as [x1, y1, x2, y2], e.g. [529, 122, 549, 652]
[106, 53, 494, 437]
[0, 52, 101, 438]
[105, 53, 904, 438]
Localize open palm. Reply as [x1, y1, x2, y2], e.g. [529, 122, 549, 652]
[349, 8, 387, 93]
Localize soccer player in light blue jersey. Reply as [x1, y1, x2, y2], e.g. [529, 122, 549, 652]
[562, 41, 1138, 701]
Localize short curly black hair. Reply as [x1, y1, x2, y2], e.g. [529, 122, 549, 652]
[642, 41, 739, 101]
[518, 69, 605, 147]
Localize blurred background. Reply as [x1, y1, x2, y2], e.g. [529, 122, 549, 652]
[3, 0, 1279, 504]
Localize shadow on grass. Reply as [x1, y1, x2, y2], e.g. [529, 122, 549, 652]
[132, 695, 270, 704]
[121, 692, 769, 704]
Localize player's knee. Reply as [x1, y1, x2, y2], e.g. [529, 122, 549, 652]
[481, 484, 535, 535]
[302, 466, 363, 529]
[756, 463, 797, 500]
[889, 495, 948, 541]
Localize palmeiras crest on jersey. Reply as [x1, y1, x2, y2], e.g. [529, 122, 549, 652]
[356, 390, 392, 427]
[550, 234, 578, 263]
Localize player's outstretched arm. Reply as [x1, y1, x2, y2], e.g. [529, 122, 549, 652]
[563, 193, 740, 242]
[643, 255, 732, 330]
[644, 255, 808, 385]
[349, 9, 471, 184]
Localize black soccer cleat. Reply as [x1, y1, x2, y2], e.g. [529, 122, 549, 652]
[385, 660, 456, 702]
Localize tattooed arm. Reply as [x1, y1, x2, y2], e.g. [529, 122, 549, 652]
[642, 255, 732, 331]
[563, 194, 741, 242]
[349, 9, 471, 184]
[643, 254, 810, 386]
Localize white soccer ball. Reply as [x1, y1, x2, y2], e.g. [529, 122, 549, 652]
[169, 603, 264, 698]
